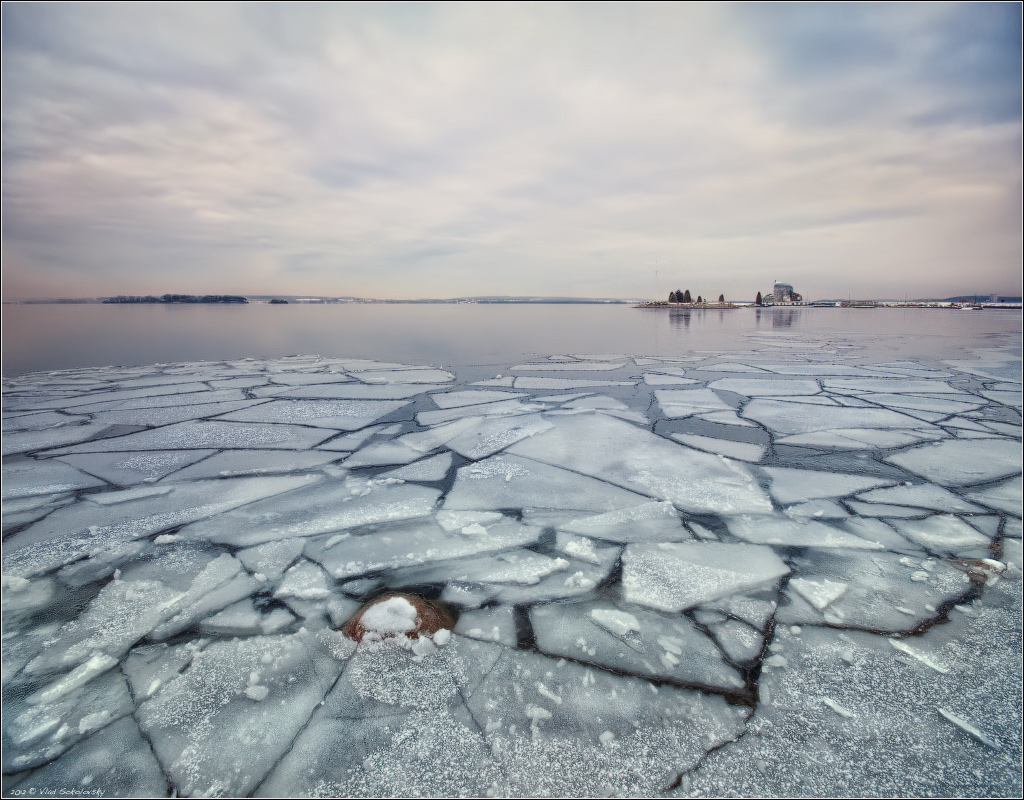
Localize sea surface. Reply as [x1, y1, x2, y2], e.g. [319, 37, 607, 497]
[2, 304, 1021, 797]
[3, 302, 1021, 376]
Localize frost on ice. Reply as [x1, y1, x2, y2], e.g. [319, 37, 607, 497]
[2, 343, 1020, 797]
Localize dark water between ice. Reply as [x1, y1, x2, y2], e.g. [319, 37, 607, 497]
[3, 303, 1021, 377]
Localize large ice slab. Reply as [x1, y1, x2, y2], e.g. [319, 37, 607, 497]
[46, 420, 335, 453]
[53, 449, 215, 485]
[444, 414, 554, 460]
[306, 517, 542, 581]
[3, 668, 135, 772]
[444, 454, 652, 513]
[354, 368, 454, 384]
[454, 605, 518, 646]
[5, 716, 168, 797]
[671, 433, 766, 462]
[430, 389, 527, 408]
[776, 549, 971, 631]
[2, 422, 121, 456]
[531, 599, 744, 691]
[707, 379, 821, 396]
[655, 388, 734, 417]
[508, 414, 773, 515]
[743, 399, 929, 433]
[3, 476, 311, 579]
[885, 438, 1022, 486]
[135, 632, 344, 797]
[967, 476, 1022, 516]
[775, 428, 945, 450]
[255, 636, 503, 797]
[258, 383, 445, 400]
[727, 516, 885, 550]
[216, 399, 410, 430]
[622, 542, 789, 612]
[763, 467, 896, 505]
[177, 479, 441, 548]
[889, 515, 993, 557]
[2, 458, 106, 499]
[510, 362, 626, 371]
[512, 377, 636, 389]
[557, 501, 689, 543]
[855, 483, 987, 513]
[463, 648, 749, 796]
[382, 452, 454, 482]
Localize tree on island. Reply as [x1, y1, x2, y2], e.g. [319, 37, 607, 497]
[755, 291, 762, 306]
[668, 291, 678, 303]
[718, 294, 725, 303]
[697, 295, 703, 304]
[682, 289, 692, 303]
[675, 289, 684, 302]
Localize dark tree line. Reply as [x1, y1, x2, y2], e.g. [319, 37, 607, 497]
[103, 294, 249, 304]
[667, 289, 728, 304]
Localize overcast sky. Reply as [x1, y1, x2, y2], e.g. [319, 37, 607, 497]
[2, 2, 1021, 300]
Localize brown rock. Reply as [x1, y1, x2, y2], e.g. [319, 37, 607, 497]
[342, 592, 454, 641]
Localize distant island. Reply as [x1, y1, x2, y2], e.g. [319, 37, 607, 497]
[101, 294, 248, 304]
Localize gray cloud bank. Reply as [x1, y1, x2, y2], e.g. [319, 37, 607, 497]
[2, 2, 1020, 300]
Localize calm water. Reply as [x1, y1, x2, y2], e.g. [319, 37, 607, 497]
[2, 303, 1021, 377]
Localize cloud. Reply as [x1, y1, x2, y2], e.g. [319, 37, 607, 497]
[2, 2, 1020, 301]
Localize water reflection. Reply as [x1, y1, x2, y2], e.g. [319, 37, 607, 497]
[753, 307, 802, 328]
[771, 308, 801, 328]
[668, 309, 692, 330]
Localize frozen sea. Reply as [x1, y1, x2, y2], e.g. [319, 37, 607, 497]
[2, 305, 1022, 797]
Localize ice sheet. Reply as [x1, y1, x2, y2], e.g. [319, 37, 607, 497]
[3, 349, 1020, 797]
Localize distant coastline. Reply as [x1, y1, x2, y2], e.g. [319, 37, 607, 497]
[2, 294, 1021, 307]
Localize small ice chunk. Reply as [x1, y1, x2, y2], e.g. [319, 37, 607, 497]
[889, 639, 949, 673]
[937, 708, 1002, 750]
[789, 577, 848, 612]
[274, 561, 333, 601]
[28, 653, 119, 705]
[823, 698, 856, 718]
[244, 685, 270, 701]
[589, 609, 640, 637]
